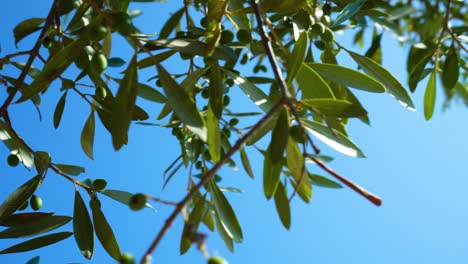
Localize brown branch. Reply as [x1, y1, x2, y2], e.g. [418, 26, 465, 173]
[310, 156, 382, 206]
[0, 0, 58, 117]
[140, 100, 284, 263]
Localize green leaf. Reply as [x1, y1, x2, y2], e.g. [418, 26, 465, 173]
[209, 61, 223, 118]
[347, 51, 415, 110]
[305, 63, 385, 93]
[331, 0, 366, 27]
[145, 39, 235, 61]
[0, 175, 42, 223]
[263, 145, 283, 200]
[34, 151, 51, 175]
[80, 110, 95, 160]
[53, 92, 67, 129]
[296, 63, 335, 99]
[240, 148, 254, 179]
[73, 191, 94, 259]
[301, 98, 367, 117]
[0, 213, 54, 228]
[180, 196, 207, 254]
[137, 83, 166, 103]
[286, 31, 308, 85]
[260, 0, 307, 13]
[227, 0, 250, 30]
[301, 119, 365, 157]
[157, 64, 207, 142]
[309, 173, 343, 188]
[285, 138, 312, 203]
[55, 164, 85, 176]
[0, 121, 34, 168]
[159, 8, 185, 39]
[442, 43, 459, 90]
[11, 62, 41, 78]
[214, 209, 234, 252]
[270, 106, 289, 163]
[207, 106, 221, 163]
[208, 180, 243, 243]
[407, 46, 434, 92]
[424, 70, 437, 121]
[137, 50, 176, 69]
[0, 215, 71, 239]
[26, 256, 40, 264]
[111, 56, 138, 150]
[90, 199, 121, 260]
[222, 69, 273, 112]
[0, 232, 72, 254]
[13, 18, 44, 46]
[274, 183, 291, 229]
[107, 57, 126, 67]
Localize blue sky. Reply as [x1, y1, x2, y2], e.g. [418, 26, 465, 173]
[1, 1, 468, 264]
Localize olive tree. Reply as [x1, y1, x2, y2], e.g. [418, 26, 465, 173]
[0, 0, 466, 263]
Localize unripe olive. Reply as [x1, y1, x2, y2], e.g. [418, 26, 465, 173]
[95, 86, 107, 100]
[195, 161, 202, 170]
[200, 17, 208, 28]
[223, 95, 230, 106]
[311, 22, 325, 35]
[320, 28, 335, 42]
[112, 12, 133, 35]
[225, 78, 234, 87]
[42, 36, 52, 48]
[128, 193, 146, 211]
[229, 118, 239, 126]
[7, 154, 20, 167]
[156, 79, 162, 87]
[222, 127, 231, 138]
[74, 51, 90, 70]
[93, 178, 107, 191]
[90, 25, 108, 41]
[220, 30, 234, 44]
[30, 195, 43, 211]
[208, 256, 228, 264]
[201, 89, 210, 99]
[323, 3, 332, 16]
[236, 29, 252, 44]
[120, 253, 135, 264]
[90, 53, 107, 75]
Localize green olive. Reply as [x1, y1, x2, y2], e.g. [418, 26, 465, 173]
[90, 53, 107, 75]
[112, 12, 133, 35]
[7, 154, 20, 167]
[30, 195, 43, 211]
[320, 28, 335, 42]
[237, 29, 252, 44]
[223, 95, 230, 106]
[42, 36, 52, 48]
[229, 118, 239, 126]
[200, 17, 208, 28]
[95, 86, 107, 100]
[314, 40, 326, 50]
[290, 125, 307, 143]
[93, 178, 107, 191]
[90, 25, 108, 41]
[120, 253, 135, 264]
[207, 256, 228, 264]
[311, 22, 325, 35]
[323, 3, 332, 16]
[220, 30, 234, 44]
[128, 193, 147, 211]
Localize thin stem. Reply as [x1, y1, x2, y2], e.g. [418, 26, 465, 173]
[147, 195, 178, 206]
[140, 100, 284, 263]
[0, 0, 58, 117]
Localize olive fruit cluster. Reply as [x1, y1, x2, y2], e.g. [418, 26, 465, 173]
[311, 22, 334, 43]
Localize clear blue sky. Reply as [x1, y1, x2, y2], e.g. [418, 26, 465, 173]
[1, 1, 468, 264]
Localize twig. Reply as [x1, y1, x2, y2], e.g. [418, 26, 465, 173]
[0, 0, 58, 117]
[310, 156, 382, 206]
[140, 100, 284, 263]
[147, 195, 178, 206]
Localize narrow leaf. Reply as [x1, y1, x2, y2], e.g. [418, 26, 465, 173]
[301, 98, 367, 117]
[90, 199, 121, 260]
[263, 145, 282, 199]
[145, 39, 235, 61]
[424, 70, 437, 121]
[0, 232, 72, 254]
[0, 213, 53, 228]
[73, 191, 94, 259]
[0, 121, 34, 168]
[180, 196, 206, 254]
[332, 0, 366, 27]
[274, 183, 291, 229]
[286, 31, 308, 85]
[301, 119, 365, 157]
[55, 164, 85, 176]
[309, 173, 343, 188]
[0, 216, 71, 239]
[159, 8, 185, 39]
[157, 64, 207, 141]
[13, 18, 44, 46]
[137, 83, 166, 103]
[209, 61, 223, 118]
[137, 50, 176, 69]
[285, 139, 312, 203]
[214, 209, 234, 252]
[347, 51, 415, 110]
[296, 63, 335, 99]
[305, 63, 385, 93]
[240, 148, 254, 179]
[80, 110, 95, 160]
[208, 180, 243, 243]
[99, 190, 154, 210]
[0, 175, 42, 223]
[442, 43, 459, 90]
[34, 151, 51, 175]
[53, 92, 67, 129]
[26, 256, 40, 264]
[207, 106, 221, 163]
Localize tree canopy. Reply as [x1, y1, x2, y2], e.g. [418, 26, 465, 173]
[0, 0, 466, 263]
